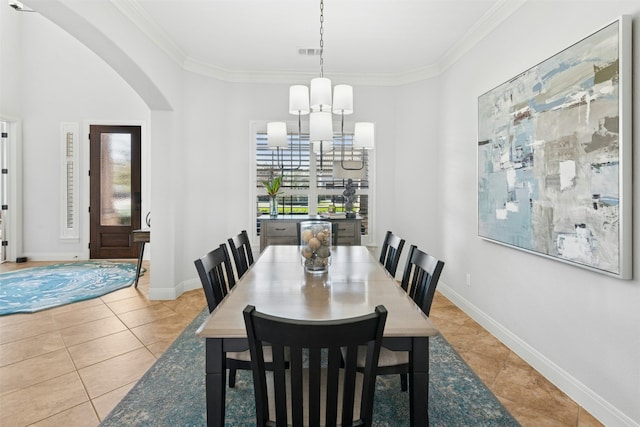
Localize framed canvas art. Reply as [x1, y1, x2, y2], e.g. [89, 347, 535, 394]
[477, 16, 632, 279]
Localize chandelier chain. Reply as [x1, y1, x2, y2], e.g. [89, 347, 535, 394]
[319, 0, 324, 77]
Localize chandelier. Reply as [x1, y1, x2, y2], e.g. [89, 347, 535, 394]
[267, 0, 374, 172]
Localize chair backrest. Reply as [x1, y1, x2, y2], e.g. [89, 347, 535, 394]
[228, 230, 255, 279]
[331, 222, 339, 245]
[194, 244, 236, 313]
[378, 231, 405, 277]
[243, 305, 388, 427]
[400, 245, 445, 316]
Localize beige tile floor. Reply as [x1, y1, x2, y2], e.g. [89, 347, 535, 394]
[0, 260, 602, 426]
[429, 294, 602, 427]
[0, 260, 206, 427]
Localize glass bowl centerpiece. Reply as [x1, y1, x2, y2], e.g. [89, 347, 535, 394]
[300, 220, 332, 274]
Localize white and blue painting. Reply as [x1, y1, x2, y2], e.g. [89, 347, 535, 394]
[478, 20, 625, 275]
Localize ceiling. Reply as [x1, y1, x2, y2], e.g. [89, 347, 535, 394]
[118, 0, 525, 85]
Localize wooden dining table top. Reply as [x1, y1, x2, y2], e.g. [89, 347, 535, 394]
[196, 245, 439, 340]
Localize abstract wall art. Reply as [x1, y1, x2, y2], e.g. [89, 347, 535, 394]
[477, 16, 632, 279]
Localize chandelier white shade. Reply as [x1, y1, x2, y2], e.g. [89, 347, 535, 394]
[332, 85, 353, 115]
[309, 111, 333, 142]
[353, 122, 375, 149]
[310, 77, 332, 111]
[267, 122, 288, 148]
[289, 85, 310, 115]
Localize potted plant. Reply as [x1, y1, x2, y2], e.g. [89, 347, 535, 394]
[263, 174, 283, 217]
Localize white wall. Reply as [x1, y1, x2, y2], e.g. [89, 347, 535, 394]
[392, 78, 443, 273]
[0, 4, 22, 116]
[435, 2, 640, 426]
[3, 0, 640, 425]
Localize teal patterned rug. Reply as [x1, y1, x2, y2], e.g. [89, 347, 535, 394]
[0, 262, 140, 315]
[101, 308, 520, 426]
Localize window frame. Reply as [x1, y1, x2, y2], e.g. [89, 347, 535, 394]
[249, 120, 376, 246]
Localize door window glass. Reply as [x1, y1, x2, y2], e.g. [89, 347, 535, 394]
[100, 133, 132, 226]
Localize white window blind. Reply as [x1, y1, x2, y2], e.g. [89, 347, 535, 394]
[255, 130, 371, 238]
[60, 122, 79, 240]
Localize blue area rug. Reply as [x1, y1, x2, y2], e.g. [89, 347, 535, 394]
[0, 261, 140, 315]
[101, 308, 520, 426]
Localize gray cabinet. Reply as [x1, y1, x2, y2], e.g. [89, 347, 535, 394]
[259, 215, 361, 251]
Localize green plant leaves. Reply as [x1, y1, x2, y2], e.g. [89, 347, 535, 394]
[262, 175, 282, 196]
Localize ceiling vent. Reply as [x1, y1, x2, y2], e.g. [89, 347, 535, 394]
[297, 48, 322, 56]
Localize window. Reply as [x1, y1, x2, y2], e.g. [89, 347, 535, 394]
[253, 122, 373, 244]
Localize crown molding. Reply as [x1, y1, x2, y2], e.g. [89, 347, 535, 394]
[437, 0, 528, 74]
[118, 0, 527, 86]
[183, 56, 442, 87]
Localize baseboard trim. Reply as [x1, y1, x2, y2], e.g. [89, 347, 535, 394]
[19, 252, 87, 261]
[148, 278, 201, 300]
[438, 282, 638, 427]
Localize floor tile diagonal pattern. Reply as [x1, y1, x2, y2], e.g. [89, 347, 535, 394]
[0, 260, 602, 426]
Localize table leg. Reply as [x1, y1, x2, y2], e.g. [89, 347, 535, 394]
[134, 242, 145, 288]
[206, 338, 226, 427]
[409, 337, 429, 426]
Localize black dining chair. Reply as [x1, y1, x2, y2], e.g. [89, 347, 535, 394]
[331, 222, 339, 245]
[243, 304, 387, 427]
[194, 244, 247, 387]
[378, 230, 405, 277]
[228, 229, 255, 279]
[400, 245, 445, 317]
[194, 244, 236, 312]
[377, 245, 445, 391]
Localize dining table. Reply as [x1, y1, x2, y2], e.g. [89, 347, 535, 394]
[196, 244, 439, 426]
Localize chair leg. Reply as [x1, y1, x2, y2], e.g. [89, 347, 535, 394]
[229, 367, 237, 388]
[400, 373, 408, 392]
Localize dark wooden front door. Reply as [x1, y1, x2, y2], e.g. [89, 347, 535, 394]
[89, 125, 141, 259]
